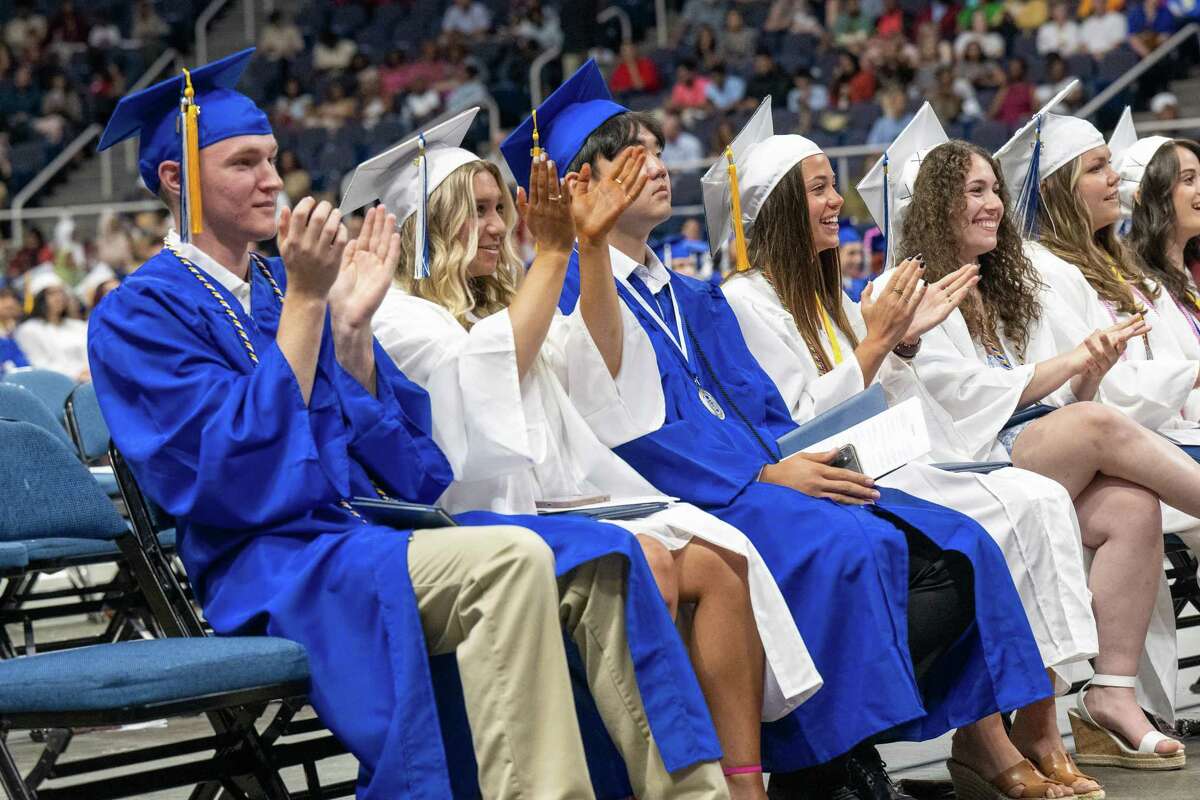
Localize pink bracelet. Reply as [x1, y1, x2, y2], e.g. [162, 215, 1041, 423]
[722, 764, 763, 776]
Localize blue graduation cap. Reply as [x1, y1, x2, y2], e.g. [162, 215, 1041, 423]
[500, 59, 628, 189]
[97, 47, 271, 241]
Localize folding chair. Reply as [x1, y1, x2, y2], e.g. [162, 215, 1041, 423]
[2, 370, 76, 426]
[108, 446, 357, 799]
[62, 382, 119, 498]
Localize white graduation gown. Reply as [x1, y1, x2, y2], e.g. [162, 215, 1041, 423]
[723, 270, 1098, 694]
[372, 286, 820, 721]
[13, 317, 89, 378]
[875, 259, 1180, 722]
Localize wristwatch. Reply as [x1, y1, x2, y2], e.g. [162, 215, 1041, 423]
[893, 338, 922, 359]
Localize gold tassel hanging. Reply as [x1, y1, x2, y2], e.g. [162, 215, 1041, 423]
[725, 146, 750, 272]
[181, 67, 203, 236]
[529, 108, 541, 159]
[23, 283, 33, 315]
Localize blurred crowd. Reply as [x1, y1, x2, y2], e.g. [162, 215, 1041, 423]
[4, 0, 1200, 379]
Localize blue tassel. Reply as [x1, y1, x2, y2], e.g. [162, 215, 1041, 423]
[1016, 116, 1043, 239]
[881, 152, 891, 268]
[414, 132, 430, 280]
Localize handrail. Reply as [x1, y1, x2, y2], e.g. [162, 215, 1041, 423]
[195, 0, 233, 65]
[10, 124, 102, 246]
[655, 0, 668, 48]
[102, 47, 180, 198]
[481, 95, 502, 153]
[1077, 22, 1200, 120]
[1131, 115, 1200, 134]
[529, 44, 562, 106]
[0, 199, 163, 223]
[598, 6, 632, 47]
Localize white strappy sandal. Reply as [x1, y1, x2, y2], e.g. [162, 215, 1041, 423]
[1067, 674, 1186, 770]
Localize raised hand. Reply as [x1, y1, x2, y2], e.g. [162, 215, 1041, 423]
[277, 197, 348, 299]
[327, 205, 401, 331]
[760, 450, 880, 505]
[904, 262, 980, 342]
[516, 154, 575, 256]
[567, 145, 649, 247]
[1068, 315, 1151, 399]
[859, 255, 928, 349]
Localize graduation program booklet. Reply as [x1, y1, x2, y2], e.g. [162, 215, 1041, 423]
[785, 397, 931, 479]
[537, 496, 675, 521]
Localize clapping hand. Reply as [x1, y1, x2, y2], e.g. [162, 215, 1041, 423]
[327, 205, 400, 331]
[904, 263, 980, 342]
[567, 145, 649, 247]
[277, 198, 349, 299]
[859, 256, 927, 349]
[516, 154, 575, 256]
[1068, 315, 1151, 399]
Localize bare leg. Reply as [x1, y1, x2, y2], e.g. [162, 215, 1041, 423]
[674, 540, 767, 800]
[952, 714, 1070, 798]
[1012, 401, 1200, 513]
[636, 534, 679, 618]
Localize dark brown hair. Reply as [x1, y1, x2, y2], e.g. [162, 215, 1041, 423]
[898, 140, 1043, 358]
[568, 111, 664, 175]
[1129, 139, 1200, 310]
[738, 159, 857, 371]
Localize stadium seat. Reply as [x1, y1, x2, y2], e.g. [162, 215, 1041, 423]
[2, 369, 76, 426]
[0, 383, 72, 448]
[63, 382, 108, 463]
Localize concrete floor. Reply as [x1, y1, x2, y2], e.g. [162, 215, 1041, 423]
[4, 620, 1199, 798]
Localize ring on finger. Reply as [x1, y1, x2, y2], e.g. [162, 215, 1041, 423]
[548, 194, 562, 201]
[892, 287, 904, 295]
[613, 177, 624, 185]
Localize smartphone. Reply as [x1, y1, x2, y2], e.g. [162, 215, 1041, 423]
[830, 443, 863, 474]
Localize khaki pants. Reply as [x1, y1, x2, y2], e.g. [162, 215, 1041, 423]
[409, 526, 727, 800]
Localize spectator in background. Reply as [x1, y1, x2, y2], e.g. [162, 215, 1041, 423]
[990, 56, 1035, 125]
[4, 2, 47, 52]
[278, 150, 312, 205]
[660, 110, 704, 167]
[511, 1, 563, 51]
[610, 42, 663, 96]
[446, 64, 490, 113]
[7, 227, 51, 279]
[1151, 90, 1180, 120]
[1008, 0, 1051, 30]
[94, 210, 133, 275]
[1034, 52, 1085, 108]
[87, 12, 122, 50]
[764, 0, 823, 35]
[838, 227, 869, 301]
[260, 10, 304, 62]
[404, 77, 442, 125]
[957, 39, 999, 90]
[916, 0, 963, 40]
[718, 9, 758, 65]
[833, 0, 877, 47]
[668, 59, 711, 114]
[0, 287, 28, 373]
[875, 0, 909, 38]
[956, 0, 1007, 28]
[313, 30, 357, 72]
[742, 51, 790, 108]
[442, 0, 492, 39]
[48, 0, 87, 47]
[954, 8, 1006, 58]
[130, 0, 168, 45]
[313, 82, 358, 130]
[1079, 0, 1130, 57]
[866, 84, 913, 145]
[1038, 1, 1082, 54]
[0, 65, 42, 141]
[831, 50, 876, 104]
[787, 68, 830, 114]
[676, 0, 728, 47]
[704, 62, 746, 113]
[273, 77, 312, 127]
[40, 72, 82, 142]
[928, 64, 972, 122]
[691, 24, 722, 71]
[709, 116, 736, 154]
[14, 272, 88, 382]
[912, 22, 953, 93]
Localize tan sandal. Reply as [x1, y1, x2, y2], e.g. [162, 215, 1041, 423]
[1068, 674, 1186, 771]
[947, 757, 1071, 799]
[1033, 750, 1104, 799]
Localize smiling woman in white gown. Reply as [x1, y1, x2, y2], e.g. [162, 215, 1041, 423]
[346, 115, 817, 799]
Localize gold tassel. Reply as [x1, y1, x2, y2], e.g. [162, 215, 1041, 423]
[182, 67, 203, 236]
[725, 147, 750, 272]
[530, 108, 541, 159]
[23, 283, 33, 315]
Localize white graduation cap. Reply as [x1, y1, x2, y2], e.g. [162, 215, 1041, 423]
[700, 97, 823, 270]
[856, 102, 948, 270]
[21, 269, 64, 314]
[1109, 106, 1173, 218]
[339, 107, 481, 279]
[993, 80, 1101, 235]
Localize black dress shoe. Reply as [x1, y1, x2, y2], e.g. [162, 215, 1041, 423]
[767, 761, 859, 800]
[844, 745, 918, 800]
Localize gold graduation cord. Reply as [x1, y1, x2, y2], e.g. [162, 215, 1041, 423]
[816, 295, 844, 365]
[181, 68, 203, 236]
[725, 147, 750, 272]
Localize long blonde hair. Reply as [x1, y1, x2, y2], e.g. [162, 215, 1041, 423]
[394, 160, 524, 328]
[1037, 156, 1156, 316]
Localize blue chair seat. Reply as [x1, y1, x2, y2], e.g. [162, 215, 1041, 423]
[0, 637, 310, 713]
[0, 542, 28, 570]
[23, 537, 122, 563]
[90, 466, 119, 498]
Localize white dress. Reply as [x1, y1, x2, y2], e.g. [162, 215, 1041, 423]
[873, 259, 1180, 723]
[13, 317, 89, 379]
[723, 270, 1098, 695]
[372, 285, 821, 721]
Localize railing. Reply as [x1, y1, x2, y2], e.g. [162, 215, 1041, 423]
[195, 0, 233, 65]
[655, 0, 668, 48]
[105, 47, 181, 199]
[529, 45, 562, 106]
[1077, 22, 1200, 120]
[8, 125, 103, 247]
[598, 6, 632, 48]
[0, 200, 163, 224]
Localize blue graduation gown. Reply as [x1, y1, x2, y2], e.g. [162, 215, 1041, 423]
[0, 335, 28, 371]
[560, 257, 1051, 770]
[88, 248, 719, 799]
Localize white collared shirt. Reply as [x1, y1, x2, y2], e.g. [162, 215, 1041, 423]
[165, 229, 253, 314]
[609, 243, 672, 296]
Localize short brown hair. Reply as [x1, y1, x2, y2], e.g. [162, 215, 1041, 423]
[568, 111, 664, 175]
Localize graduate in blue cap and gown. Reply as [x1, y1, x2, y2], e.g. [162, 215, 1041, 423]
[501, 61, 1054, 799]
[86, 48, 725, 800]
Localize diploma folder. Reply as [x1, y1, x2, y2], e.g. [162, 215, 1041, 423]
[538, 496, 673, 521]
[776, 384, 888, 458]
[350, 497, 457, 529]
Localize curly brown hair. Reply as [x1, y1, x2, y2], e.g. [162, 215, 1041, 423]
[898, 140, 1043, 358]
